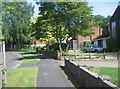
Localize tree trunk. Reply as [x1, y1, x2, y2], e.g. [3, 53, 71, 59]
[58, 39, 62, 60]
[66, 38, 69, 52]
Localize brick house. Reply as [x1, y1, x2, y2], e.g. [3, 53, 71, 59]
[93, 2, 120, 51]
[69, 27, 102, 50]
[33, 40, 47, 47]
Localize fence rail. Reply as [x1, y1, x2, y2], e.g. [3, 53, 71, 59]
[65, 52, 120, 60]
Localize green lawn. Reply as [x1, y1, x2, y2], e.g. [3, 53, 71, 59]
[22, 54, 40, 63]
[6, 67, 38, 87]
[85, 66, 119, 86]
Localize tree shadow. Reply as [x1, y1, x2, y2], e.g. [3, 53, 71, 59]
[59, 66, 79, 88]
[21, 52, 53, 60]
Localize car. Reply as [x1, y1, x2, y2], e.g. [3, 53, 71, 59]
[82, 45, 106, 53]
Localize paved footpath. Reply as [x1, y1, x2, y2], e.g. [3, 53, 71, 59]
[36, 59, 74, 87]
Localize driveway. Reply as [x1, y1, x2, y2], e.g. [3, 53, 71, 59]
[6, 51, 23, 71]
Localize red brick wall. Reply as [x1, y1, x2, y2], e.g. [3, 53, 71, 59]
[77, 27, 102, 49]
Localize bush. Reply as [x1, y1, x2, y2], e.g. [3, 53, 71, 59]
[17, 45, 36, 52]
[49, 43, 67, 52]
[84, 40, 92, 47]
[106, 38, 120, 52]
[36, 46, 45, 52]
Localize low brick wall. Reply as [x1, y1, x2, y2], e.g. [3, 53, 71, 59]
[65, 59, 118, 88]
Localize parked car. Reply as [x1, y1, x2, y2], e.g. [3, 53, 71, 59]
[82, 45, 106, 53]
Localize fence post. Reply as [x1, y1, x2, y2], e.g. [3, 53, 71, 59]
[74, 50, 77, 60]
[117, 52, 119, 60]
[89, 52, 91, 60]
[103, 52, 106, 59]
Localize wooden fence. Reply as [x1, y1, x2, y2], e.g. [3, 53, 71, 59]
[64, 52, 120, 60]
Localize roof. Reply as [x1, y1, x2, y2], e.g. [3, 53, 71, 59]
[93, 35, 109, 41]
[110, 6, 120, 21]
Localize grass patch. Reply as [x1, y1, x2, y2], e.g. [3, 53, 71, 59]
[85, 66, 119, 86]
[22, 54, 40, 63]
[7, 67, 38, 87]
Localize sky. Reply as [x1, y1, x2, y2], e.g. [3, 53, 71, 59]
[27, 0, 120, 18]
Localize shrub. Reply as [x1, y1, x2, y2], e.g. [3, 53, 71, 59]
[49, 43, 67, 52]
[106, 38, 120, 52]
[84, 40, 92, 47]
[17, 45, 36, 52]
[36, 46, 45, 52]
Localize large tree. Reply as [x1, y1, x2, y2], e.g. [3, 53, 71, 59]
[32, 2, 93, 56]
[2, 2, 34, 49]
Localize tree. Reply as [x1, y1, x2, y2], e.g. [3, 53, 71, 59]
[2, 2, 34, 50]
[32, 2, 93, 57]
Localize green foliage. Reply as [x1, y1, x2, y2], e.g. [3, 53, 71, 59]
[106, 38, 120, 52]
[83, 40, 92, 47]
[17, 45, 36, 52]
[93, 15, 105, 27]
[36, 46, 45, 52]
[2, 2, 34, 49]
[49, 43, 67, 52]
[32, 2, 93, 52]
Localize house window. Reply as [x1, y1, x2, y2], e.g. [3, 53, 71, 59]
[111, 22, 116, 38]
[108, 24, 110, 35]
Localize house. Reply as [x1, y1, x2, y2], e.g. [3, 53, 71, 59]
[32, 40, 47, 47]
[93, 2, 120, 51]
[69, 27, 102, 50]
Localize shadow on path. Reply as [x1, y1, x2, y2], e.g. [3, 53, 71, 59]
[60, 66, 79, 88]
[21, 52, 53, 59]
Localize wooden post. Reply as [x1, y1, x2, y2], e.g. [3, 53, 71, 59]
[103, 52, 106, 59]
[89, 52, 91, 60]
[117, 52, 119, 60]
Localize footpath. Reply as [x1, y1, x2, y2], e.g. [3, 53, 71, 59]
[36, 57, 74, 87]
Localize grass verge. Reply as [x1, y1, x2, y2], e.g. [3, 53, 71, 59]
[6, 67, 38, 87]
[22, 54, 40, 63]
[85, 66, 119, 86]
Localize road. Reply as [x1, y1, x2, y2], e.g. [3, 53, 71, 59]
[6, 51, 23, 71]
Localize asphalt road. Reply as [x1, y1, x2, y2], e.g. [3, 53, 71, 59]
[6, 51, 23, 71]
[36, 59, 75, 87]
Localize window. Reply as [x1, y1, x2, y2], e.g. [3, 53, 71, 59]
[108, 24, 110, 33]
[111, 22, 116, 38]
